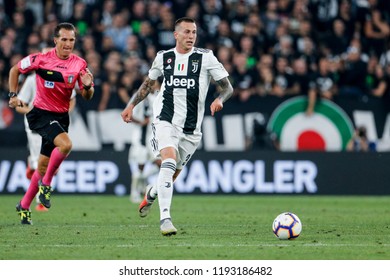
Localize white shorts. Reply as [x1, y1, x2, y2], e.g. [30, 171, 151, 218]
[150, 120, 201, 169]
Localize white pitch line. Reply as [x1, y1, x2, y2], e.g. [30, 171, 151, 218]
[0, 243, 389, 248]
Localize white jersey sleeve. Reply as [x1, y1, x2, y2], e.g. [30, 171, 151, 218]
[71, 88, 77, 99]
[205, 51, 229, 82]
[72, 81, 80, 98]
[18, 73, 37, 107]
[148, 51, 164, 80]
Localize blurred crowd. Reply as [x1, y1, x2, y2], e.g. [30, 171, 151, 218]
[1, 0, 390, 112]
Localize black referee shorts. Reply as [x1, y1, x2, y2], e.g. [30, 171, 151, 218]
[26, 107, 70, 157]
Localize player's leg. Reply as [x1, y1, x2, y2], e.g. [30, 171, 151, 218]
[129, 162, 142, 203]
[137, 146, 161, 209]
[17, 108, 41, 224]
[159, 133, 200, 234]
[35, 135, 69, 209]
[35, 151, 49, 212]
[27, 110, 71, 209]
[139, 158, 176, 221]
[139, 121, 179, 235]
[39, 125, 72, 209]
[136, 163, 146, 198]
[136, 145, 157, 198]
[42, 132, 71, 186]
[26, 129, 41, 178]
[139, 125, 196, 220]
[26, 156, 35, 180]
[140, 122, 177, 203]
[26, 130, 48, 211]
[17, 154, 49, 225]
[128, 144, 146, 203]
[139, 122, 168, 217]
[157, 146, 177, 227]
[139, 167, 181, 217]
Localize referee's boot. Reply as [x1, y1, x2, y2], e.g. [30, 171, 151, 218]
[16, 201, 32, 225]
[38, 180, 53, 209]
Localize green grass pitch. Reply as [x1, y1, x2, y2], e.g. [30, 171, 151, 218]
[0, 195, 389, 260]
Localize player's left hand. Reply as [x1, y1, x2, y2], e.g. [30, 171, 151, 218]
[80, 68, 93, 88]
[210, 98, 223, 116]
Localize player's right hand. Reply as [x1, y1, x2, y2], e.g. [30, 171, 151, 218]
[121, 106, 133, 123]
[210, 98, 223, 116]
[8, 97, 23, 108]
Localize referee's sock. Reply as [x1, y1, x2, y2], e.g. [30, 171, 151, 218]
[42, 147, 68, 185]
[21, 170, 42, 209]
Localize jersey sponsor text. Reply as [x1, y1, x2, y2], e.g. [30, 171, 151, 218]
[165, 75, 196, 89]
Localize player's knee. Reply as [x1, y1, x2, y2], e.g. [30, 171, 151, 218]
[37, 165, 47, 176]
[54, 132, 72, 152]
[60, 141, 72, 154]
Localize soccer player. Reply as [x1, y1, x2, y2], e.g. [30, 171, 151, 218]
[8, 22, 94, 225]
[121, 17, 233, 236]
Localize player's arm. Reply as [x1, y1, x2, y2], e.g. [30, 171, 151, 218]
[210, 77, 233, 116]
[8, 64, 24, 108]
[80, 68, 94, 100]
[15, 80, 31, 114]
[129, 77, 156, 107]
[121, 77, 156, 123]
[16, 74, 36, 114]
[215, 77, 233, 102]
[81, 85, 94, 100]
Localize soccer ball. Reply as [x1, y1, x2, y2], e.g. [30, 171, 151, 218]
[272, 212, 302, 240]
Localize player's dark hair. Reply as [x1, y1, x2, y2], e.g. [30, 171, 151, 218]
[174, 17, 195, 29]
[54, 22, 76, 38]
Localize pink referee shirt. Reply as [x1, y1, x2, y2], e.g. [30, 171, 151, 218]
[18, 48, 88, 113]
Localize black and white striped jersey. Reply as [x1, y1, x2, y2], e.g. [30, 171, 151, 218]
[148, 47, 229, 135]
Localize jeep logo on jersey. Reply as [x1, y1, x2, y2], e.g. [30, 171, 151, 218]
[166, 75, 196, 89]
[267, 96, 354, 151]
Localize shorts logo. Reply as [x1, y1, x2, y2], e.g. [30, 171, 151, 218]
[45, 81, 55, 88]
